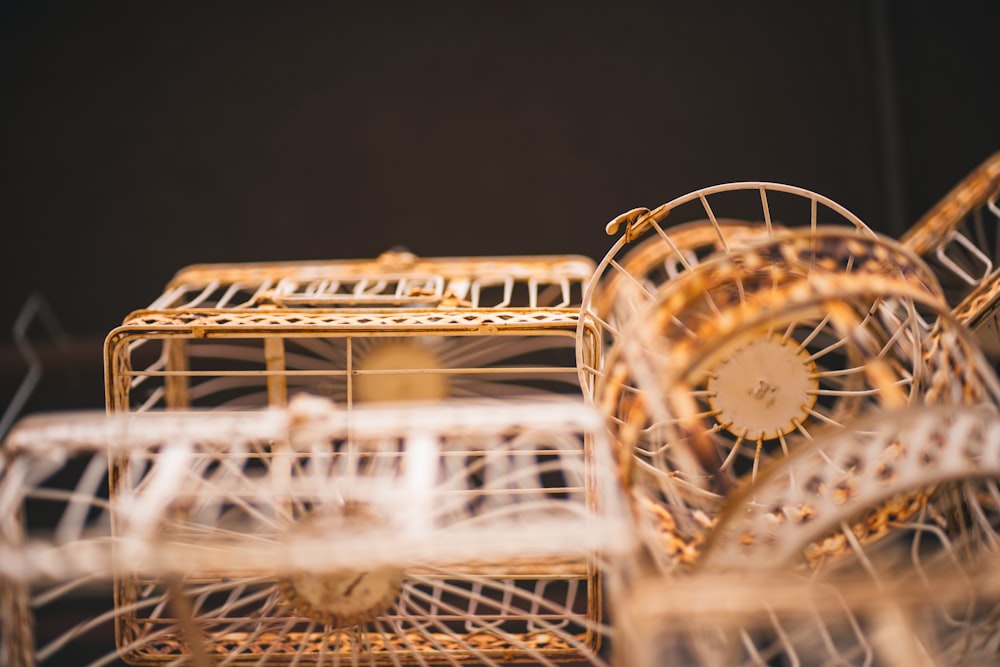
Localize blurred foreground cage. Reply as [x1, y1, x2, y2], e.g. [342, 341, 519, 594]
[614, 565, 1000, 667]
[105, 250, 598, 412]
[700, 404, 1000, 578]
[613, 404, 1000, 667]
[0, 397, 632, 666]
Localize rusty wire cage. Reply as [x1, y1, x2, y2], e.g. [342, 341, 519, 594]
[106, 250, 598, 413]
[0, 397, 632, 666]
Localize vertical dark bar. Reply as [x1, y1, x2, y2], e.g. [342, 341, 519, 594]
[871, 0, 908, 237]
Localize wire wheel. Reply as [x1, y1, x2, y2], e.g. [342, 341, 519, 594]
[578, 182, 876, 398]
[599, 229, 947, 480]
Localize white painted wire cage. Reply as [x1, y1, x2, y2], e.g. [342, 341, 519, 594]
[0, 397, 632, 666]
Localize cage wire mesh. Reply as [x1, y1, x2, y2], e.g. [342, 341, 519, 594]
[611, 403, 1000, 667]
[0, 396, 632, 666]
[108, 250, 597, 413]
[896, 149, 1000, 369]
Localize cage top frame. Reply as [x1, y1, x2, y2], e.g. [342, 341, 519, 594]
[148, 249, 596, 312]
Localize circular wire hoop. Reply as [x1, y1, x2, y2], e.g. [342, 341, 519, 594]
[578, 182, 876, 399]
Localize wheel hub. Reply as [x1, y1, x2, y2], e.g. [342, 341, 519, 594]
[707, 335, 818, 440]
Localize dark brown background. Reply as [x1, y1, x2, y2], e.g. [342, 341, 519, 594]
[1, 4, 999, 665]
[1, 0, 998, 411]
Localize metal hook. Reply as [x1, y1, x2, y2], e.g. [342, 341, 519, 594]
[605, 207, 651, 243]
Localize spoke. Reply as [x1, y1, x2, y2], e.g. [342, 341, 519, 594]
[369, 618, 412, 667]
[759, 185, 774, 236]
[649, 218, 695, 273]
[751, 435, 764, 483]
[718, 431, 746, 472]
[776, 429, 790, 458]
[608, 258, 657, 301]
[31, 571, 107, 608]
[806, 335, 851, 364]
[804, 406, 845, 428]
[402, 577, 572, 667]
[795, 314, 833, 352]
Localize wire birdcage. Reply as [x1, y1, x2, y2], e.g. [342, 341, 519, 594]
[107, 250, 597, 413]
[0, 397, 632, 666]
